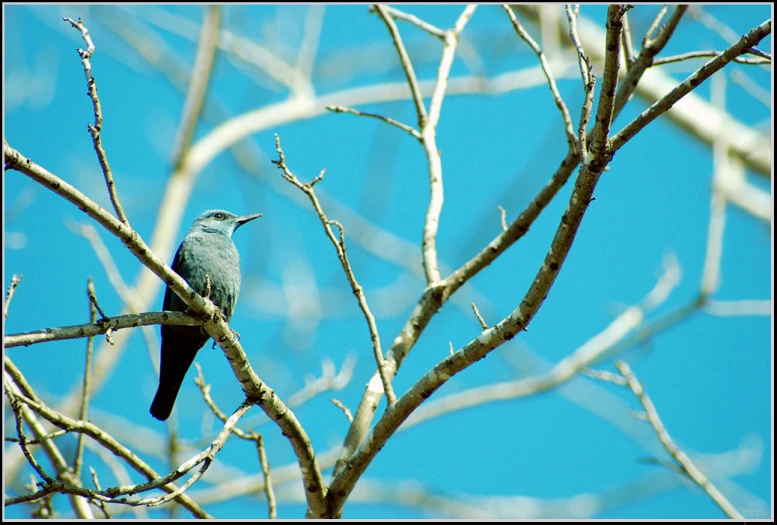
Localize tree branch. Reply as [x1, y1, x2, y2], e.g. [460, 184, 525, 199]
[373, 4, 427, 127]
[609, 19, 772, 155]
[326, 7, 628, 514]
[504, 4, 578, 151]
[63, 16, 128, 226]
[615, 361, 743, 519]
[171, 5, 220, 170]
[4, 311, 198, 348]
[4, 274, 23, 319]
[273, 134, 397, 407]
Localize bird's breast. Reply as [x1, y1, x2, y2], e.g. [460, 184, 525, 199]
[176, 233, 242, 318]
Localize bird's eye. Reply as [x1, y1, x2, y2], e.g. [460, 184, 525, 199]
[214, 213, 225, 220]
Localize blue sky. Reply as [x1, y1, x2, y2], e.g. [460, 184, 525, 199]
[3, 4, 772, 519]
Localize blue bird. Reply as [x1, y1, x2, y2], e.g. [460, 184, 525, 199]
[150, 209, 261, 421]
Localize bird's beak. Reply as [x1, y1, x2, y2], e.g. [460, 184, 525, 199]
[234, 213, 262, 230]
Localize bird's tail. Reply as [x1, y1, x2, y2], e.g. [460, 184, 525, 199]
[150, 334, 205, 421]
[150, 377, 185, 422]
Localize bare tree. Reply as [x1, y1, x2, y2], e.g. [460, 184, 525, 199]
[4, 4, 771, 519]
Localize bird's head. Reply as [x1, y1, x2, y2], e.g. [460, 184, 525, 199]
[191, 209, 262, 236]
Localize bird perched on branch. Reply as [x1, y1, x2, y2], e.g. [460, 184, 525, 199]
[150, 209, 261, 421]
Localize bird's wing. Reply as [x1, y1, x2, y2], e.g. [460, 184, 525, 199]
[163, 242, 187, 312]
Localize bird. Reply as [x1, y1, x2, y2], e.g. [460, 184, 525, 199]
[150, 209, 261, 421]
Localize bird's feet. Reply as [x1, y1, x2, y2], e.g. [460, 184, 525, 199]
[204, 275, 211, 300]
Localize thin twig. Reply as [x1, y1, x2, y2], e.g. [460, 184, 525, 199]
[377, 5, 477, 287]
[621, 9, 636, 70]
[331, 398, 354, 423]
[428, 5, 476, 130]
[4, 274, 23, 319]
[86, 280, 114, 344]
[193, 364, 253, 440]
[580, 367, 628, 386]
[653, 50, 770, 66]
[274, 134, 397, 408]
[565, 5, 590, 87]
[86, 285, 108, 321]
[471, 302, 488, 330]
[372, 5, 446, 40]
[4, 484, 62, 508]
[643, 5, 669, 47]
[565, 4, 595, 157]
[5, 428, 70, 444]
[73, 278, 98, 479]
[497, 205, 507, 232]
[88, 467, 112, 519]
[4, 384, 55, 484]
[373, 4, 427, 127]
[615, 361, 743, 519]
[63, 17, 128, 226]
[254, 433, 277, 519]
[745, 47, 770, 60]
[327, 104, 421, 140]
[504, 5, 578, 151]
